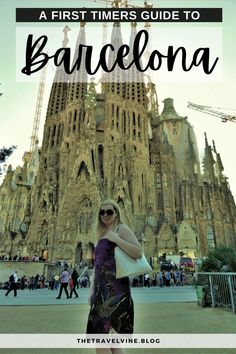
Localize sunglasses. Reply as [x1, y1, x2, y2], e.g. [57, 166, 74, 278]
[99, 209, 115, 216]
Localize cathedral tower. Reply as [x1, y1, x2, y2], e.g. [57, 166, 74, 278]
[0, 23, 236, 265]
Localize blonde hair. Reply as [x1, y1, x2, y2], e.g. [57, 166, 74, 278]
[96, 199, 123, 239]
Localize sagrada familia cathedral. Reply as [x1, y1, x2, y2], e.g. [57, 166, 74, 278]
[0, 23, 236, 268]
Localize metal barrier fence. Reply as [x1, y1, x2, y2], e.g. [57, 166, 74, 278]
[196, 272, 236, 314]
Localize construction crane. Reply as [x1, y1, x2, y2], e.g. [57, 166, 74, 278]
[188, 102, 236, 123]
[29, 54, 47, 152]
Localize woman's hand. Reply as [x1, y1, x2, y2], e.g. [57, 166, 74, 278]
[104, 225, 142, 259]
[103, 231, 120, 244]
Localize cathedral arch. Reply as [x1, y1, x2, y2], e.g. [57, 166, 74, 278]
[52, 125, 56, 137]
[117, 196, 125, 209]
[163, 174, 168, 187]
[98, 145, 104, 179]
[133, 112, 136, 125]
[73, 109, 77, 131]
[116, 106, 120, 129]
[75, 242, 83, 266]
[67, 112, 72, 135]
[207, 225, 215, 248]
[77, 197, 93, 235]
[85, 242, 95, 268]
[138, 114, 141, 128]
[79, 108, 82, 121]
[77, 161, 90, 180]
[116, 106, 119, 119]
[112, 104, 114, 117]
[118, 164, 123, 178]
[57, 124, 61, 144]
[45, 127, 50, 148]
[41, 249, 48, 261]
[157, 192, 163, 208]
[156, 173, 161, 188]
[60, 123, 64, 141]
[123, 110, 126, 134]
[91, 150, 96, 172]
[138, 194, 142, 210]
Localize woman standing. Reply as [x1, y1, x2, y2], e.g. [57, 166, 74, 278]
[86, 199, 142, 353]
[69, 268, 79, 298]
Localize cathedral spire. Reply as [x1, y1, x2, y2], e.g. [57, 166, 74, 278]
[66, 22, 88, 105]
[125, 23, 148, 107]
[159, 98, 186, 121]
[204, 132, 209, 146]
[46, 26, 70, 117]
[212, 140, 224, 180]
[188, 129, 200, 178]
[212, 139, 216, 153]
[202, 132, 215, 181]
[102, 22, 124, 96]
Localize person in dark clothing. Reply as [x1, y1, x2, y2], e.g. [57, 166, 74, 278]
[56, 268, 70, 299]
[5, 271, 18, 297]
[87, 199, 142, 343]
[69, 268, 79, 298]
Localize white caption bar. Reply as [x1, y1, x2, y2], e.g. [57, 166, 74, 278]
[0, 334, 236, 348]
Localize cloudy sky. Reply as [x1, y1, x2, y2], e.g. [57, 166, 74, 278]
[1, 0, 236, 199]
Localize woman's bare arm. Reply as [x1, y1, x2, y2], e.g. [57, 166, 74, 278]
[104, 224, 142, 259]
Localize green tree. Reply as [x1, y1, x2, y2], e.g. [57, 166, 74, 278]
[0, 145, 16, 175]
[201, 245, 236, 272]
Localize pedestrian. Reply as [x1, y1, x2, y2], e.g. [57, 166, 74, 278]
[175, 270, 181, 286]
[170, 270, 176, 286]
[180, 270, 185, 286]
[158, 271, 163, 287]
[165, 271, 171, 287]
[28, 276, 35, 290]
[53, 273, 60, 290]
[144, 273, 150, 287]
[86, 199, 142, 353]
[151, 273, 157, 287]
[56, 267, 70, 299]
[20, 275, 27, 290]
[39, 275, 45, 288]
[138, 274, 143, 287]
[132, 276, 139, 287]
[5, 271, 18, 297]
[162, 270, 166, 286]
[34, 273, 40, 289]
[69, 268, 79, 298]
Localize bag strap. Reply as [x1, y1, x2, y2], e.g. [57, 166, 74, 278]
[114, 224, 121, 233]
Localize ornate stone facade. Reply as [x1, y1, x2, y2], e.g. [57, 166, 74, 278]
[0, 24, 236, 266]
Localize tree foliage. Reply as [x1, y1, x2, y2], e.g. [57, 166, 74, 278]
[0, 145, 16, 174]
[201, 245, 236, 272]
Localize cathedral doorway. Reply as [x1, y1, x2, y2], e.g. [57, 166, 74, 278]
[41, 249, 48, 261]
[86, 242, 95, 268]
[75, 242, 83, 267]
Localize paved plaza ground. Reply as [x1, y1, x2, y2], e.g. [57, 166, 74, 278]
[0, 286, 236, 354]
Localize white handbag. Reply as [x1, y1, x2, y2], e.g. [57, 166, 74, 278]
[115, 246, 152, 279]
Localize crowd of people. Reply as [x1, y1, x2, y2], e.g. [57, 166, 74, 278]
[0, 272, 47, 293]
[0, 254, 44, 262]
[0, 267, 91, 298]
[132, 269, 187, 287]
[1, 269, 191, 294]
